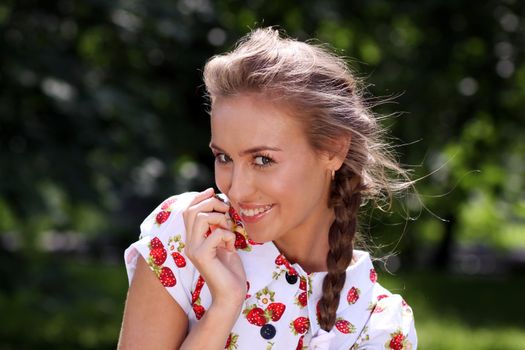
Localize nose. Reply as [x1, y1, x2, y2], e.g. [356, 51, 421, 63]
[227, 164, 255, 204]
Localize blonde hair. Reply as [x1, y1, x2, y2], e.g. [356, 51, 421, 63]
[203, 27, 411, 331]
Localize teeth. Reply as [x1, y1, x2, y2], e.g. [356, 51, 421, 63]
[240, 205, 272, 217]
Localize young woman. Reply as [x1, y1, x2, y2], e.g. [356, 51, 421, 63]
[118, 28, 417, 350]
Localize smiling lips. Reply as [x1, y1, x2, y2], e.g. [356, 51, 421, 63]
[239, 204, 273, 223]
[240, 205, 272, 217]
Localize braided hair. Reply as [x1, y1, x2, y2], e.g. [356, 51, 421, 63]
[318, 167, 363, 329]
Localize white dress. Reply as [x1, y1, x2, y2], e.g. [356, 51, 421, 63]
[124, 192, 417, 349]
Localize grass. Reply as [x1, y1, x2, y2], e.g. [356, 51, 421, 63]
[380, 270, 525, 350]
[0, 253, 128, 350]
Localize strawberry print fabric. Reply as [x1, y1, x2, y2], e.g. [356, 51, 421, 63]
[124, 192, 417, 349]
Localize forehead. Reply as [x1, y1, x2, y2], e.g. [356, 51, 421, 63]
[210, 94, 307, 149]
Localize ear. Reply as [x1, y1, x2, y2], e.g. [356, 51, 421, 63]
[324, 136, 351, 171]
[328, 137, 351, 171]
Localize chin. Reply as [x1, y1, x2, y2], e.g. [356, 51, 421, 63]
[245, 227, 275, 244]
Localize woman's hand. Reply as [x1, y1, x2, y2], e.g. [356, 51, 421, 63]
[182, 188, 247, 308]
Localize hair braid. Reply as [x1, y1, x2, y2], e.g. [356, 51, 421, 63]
[318, 164, 363, 331]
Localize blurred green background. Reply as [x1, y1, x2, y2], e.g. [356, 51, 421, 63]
[1, 0, 524, 349]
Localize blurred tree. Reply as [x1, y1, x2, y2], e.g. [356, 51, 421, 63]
[1, 0, 524, 266]
[0, 0, 524, 257]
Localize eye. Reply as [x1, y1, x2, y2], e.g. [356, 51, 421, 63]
[215, 153, 231, 164]
[253, 154, 274, 167]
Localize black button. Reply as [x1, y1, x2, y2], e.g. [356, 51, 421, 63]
[285, 272, 298, 284]
[260, 324, 276, 339]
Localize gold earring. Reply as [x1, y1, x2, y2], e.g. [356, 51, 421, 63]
[331, 170, 335, 180]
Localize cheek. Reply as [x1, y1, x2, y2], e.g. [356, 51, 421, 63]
[267, 163, 306, 198]
[272, 158, 326, 202]
[214, 165, 230, 194]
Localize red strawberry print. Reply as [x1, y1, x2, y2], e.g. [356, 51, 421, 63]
[296, 291, 307, 308]
[288, 266, 298, 276]
[248, 238, 263, 245]
[373, 304, 385, 313]
[387, 331, 406, 350]
[272, 254, 298, 279]
[192, 275, 205, 304]
[335, 318, 356, 334]
[234, 232, 248, 250]
[296, 335, 304, 350]
[224, 332, 238, 349]
[266, 302, 286, 321]
[193, 303, 205, 320]
[275, 254, 287, 266]
[347, 286, 361, 304]
[229, 206, 241, 223]
[245, 281, 251, 299]
[225, 333, 232, 349]
[299, 277, 307, 291]
[158, 266, 176, 287]
[245, 306, 267, 326]
[172, 252, 186, 267]
[155, 210, 171, 225]
[196, 275, 205, 288]
[370, 268, 377, 283]
[377, 294, 389, 301]
[160, 197, 177, 210]
[290, 317, 309, 335]
[150, 237, 164, 249]
[149, 246, 167, 266]
[316, 300, 321, 323]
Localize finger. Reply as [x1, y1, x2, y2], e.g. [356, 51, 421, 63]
[190, 212, 230, 248]
[214, 193, 230, 205]
[199, 228, 236, 254]
[219, 227, 236, 252]
[186, 196, 231, 238]
[188, 187, 215, 207]
[184, 188, 215, 236]
[190, 195, 230, 215]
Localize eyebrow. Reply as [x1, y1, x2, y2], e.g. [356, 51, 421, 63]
[209, 143, 282, 156]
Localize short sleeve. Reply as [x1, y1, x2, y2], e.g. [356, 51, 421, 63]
[124, 192, 199, 315]
[353, 294, 417, 349]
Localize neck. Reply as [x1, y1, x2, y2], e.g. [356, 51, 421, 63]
[273, 208, 335, 274]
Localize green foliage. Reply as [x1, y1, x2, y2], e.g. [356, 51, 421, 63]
[2, 0, 524, 251]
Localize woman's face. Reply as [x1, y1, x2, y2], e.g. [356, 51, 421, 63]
[210, 93, 337, 244]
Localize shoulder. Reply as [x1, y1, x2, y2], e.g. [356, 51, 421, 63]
[370, 285, 414, 327]
[124, 192, 201, 315]
[353, 281, 417, 349]
[338, 251, 417, 349]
